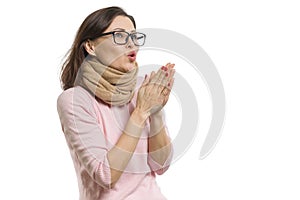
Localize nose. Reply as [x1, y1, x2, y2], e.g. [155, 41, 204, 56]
[126, 36, 135, 49]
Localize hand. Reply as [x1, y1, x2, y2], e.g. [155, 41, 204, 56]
[136, 63, 175, 117]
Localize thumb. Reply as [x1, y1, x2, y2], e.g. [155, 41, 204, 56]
[141, 74, 150, 86]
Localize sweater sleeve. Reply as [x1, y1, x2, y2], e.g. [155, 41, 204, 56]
[57, 87, 112, 189]
[147, 125, 174, 175]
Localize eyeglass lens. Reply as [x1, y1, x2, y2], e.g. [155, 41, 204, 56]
[113, 31, 145, 46]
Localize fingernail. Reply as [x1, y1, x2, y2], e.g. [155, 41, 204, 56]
[145, 74, 147, 79]
[161, 66, 165, 70]
[168, 83, 171, 87]
[165, 73, 169, 77]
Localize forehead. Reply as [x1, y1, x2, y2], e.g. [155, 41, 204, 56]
[105, 15, 135, 32]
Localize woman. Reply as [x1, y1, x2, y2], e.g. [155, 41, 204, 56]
[57, 6, 175, 200]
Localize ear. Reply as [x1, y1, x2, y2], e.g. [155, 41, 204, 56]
[84, 40, 96, 56]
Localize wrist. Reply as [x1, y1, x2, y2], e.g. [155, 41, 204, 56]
[124, 117, 145, 138]
[150, 110, 163, 120]
[149, 111, 165, 137]
[131, 108, 149, 126]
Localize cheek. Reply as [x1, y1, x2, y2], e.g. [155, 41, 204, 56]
[94, 41, 125, 66]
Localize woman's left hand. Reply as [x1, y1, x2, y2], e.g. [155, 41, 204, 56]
[147, 63, 175, 115]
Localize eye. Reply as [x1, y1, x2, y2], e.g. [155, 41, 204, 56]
[115, 32, 125, 38]
[131, 34, 138, 40]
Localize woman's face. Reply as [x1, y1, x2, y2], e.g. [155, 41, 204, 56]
[93, 16, 138, 72]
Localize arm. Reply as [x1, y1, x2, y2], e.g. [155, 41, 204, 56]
[104, 67, 178, 184]
[57, 88, 148, 189]
[148, 112, 172, 164]
[147, 63, 175, 174]
[112, 65, 176, 178]
[107, 108, 148, 186]
[148, 111, 173, 174]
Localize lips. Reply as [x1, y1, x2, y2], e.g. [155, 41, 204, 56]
[127, 51, 137, 62]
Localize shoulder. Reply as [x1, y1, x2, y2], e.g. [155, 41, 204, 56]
[57, 86, 95, 113]
[57, 87, 74, 108]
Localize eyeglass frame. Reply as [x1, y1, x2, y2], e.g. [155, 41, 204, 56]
[94, 31, 146, 46]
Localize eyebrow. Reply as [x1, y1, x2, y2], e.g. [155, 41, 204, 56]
[112, 28, 136, 33]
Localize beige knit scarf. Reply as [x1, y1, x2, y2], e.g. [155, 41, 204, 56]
[76, 55, 138, 106]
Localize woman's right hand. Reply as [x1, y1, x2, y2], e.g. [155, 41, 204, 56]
[135, 63, 175, 118]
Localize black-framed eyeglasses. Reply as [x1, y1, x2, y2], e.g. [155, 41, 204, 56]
[96, 31, 146, 46]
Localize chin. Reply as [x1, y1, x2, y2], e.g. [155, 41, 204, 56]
[124, 62, 136, 72]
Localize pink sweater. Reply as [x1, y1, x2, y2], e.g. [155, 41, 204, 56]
[57, 78, 172, 200]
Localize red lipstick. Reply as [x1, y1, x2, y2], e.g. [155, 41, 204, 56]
[127, 51, 137, 62]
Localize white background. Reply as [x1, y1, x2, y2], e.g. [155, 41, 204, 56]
[0, 0, 299, 199]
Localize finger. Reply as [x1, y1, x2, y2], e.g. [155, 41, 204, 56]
[161, 87, 170, 96]
[146, 71, 157, 94]
[164, 63, 171, 71]
[148, 71, 157, 85]
[167, 77, 175, 90]
[165, 63, 174, 71]
[149, 70, 156, 80]
[169, 68, 175, 79]
[161, 77, 173, 95]
[150, 64, 173, 92]
[157, 67, 166, 85]
[150, 67, 164, 87]
[161, 73, 169, 87]
[164, 63, 175, 77]
[163, 68, 175, 87]
[160, 87, 171, 106]
[156, 66, 166, 80]
[150, 71, 156, 78]
[159, 63, 173, 86]
[162, 89, 170, 105]
[160, 82, 173, 106]
[141, 74, 150, 86]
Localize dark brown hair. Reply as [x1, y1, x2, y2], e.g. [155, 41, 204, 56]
[60, 6, 136, 90]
